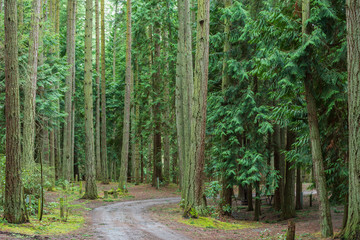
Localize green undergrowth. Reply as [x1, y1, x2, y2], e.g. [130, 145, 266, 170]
[0, 213, 84, 236]
[179, 216, 260, 230]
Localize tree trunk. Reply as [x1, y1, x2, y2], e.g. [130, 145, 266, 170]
[273, 125, 282, 211]
[22, 0, 41, 174]
[63, 0, 76, 181]
[134, 59, 141, 185]
[4, 0, 27, 223]
[295, 166, 303, 210]
[152, 11, 163, 187]
[247, 184, 254, 211]
[112, 0, 118, 82]
[119, 0, 132, 188]
[344, 0, 360, 238]
[95, 0, 101, 180]
[219, 0, 232, 216]
[100, 0, 108, 184]
[82, 0, 97, 199]
[254, 182, 261, 221]
[301, 4, 333, 235]
[282, 131, 296, 219]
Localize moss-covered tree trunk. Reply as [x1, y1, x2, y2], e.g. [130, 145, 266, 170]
[302, 0, 333, 237]
[344, 0, 360, 238]
[186, 0, 210, 216]
[4, 0, 27, 223]
[63, 0, 76, 181]
[22, 0, 40, 174]
[119, 0, 132, 188]
[83, 0, 97, 199]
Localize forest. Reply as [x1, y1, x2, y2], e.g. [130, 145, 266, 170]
[0, 0, 359, 239]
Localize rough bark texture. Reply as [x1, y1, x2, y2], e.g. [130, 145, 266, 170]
[22, 0, 41, 173]
[189, 0, 210, 215]
[134, 60, 141, 184]
[95, 0, 101, 180]
[176, 0, 193, 194]
[4, 0, 27, 223]
[83, 0, 97, 199]
[100, 0, 108, 184]
[302, 0, 333, 237]
[344, 0, 360, 238]
[63, 0, 76, 181]
[119, 0, 132, 188]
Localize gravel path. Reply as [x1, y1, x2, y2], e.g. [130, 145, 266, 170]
[92, 197, 191, 240]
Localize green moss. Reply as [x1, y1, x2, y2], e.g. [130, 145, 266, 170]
[179, 217, 260, 230]
[0, 213, 84, 236]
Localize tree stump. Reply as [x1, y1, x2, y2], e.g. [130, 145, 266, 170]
[286, 220, 296, 240]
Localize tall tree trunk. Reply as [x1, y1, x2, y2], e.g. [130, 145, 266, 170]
[282, 131, 296, 219]
[83, 0, 97, 199]
[219, 0, 232, 216]
[152, 9, 163, 187]
[112, 0, 118, 82]
[176, 0, 193, 195]
[184, 0, 210, 216]
[302, 1, 333, 237]
[344, 0, 360, 238]
[134, 60, 141, 185]
[100, 0, 108, 184]
[63, 0, 76, 181]
[4, 0, 27, 223]
[119, 0, 132, 188]
[22, 0, 41, 173]
[95, 0, 101, 180]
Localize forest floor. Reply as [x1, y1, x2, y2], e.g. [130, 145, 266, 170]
[0, 182, 345, 240]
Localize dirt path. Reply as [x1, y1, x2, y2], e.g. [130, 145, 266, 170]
[92, 197, 191, 240]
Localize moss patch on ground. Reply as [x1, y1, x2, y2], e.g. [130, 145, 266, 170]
[178, 216, 260, 230]
[0, 213, 84, 236]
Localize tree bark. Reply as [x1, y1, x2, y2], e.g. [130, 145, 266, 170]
[295, 166, 303, 210]
[152, 9, 163, 187]
[63, 0, 76, 181]
[282, 131, 296, 219]
[83, 0, 97, 199]
[95, 0, 101, 180]
[4, 0, 27, 223]
[302, 1, 333, 237]
[119, 0, 132, 188]
[344, 0, 360, 238]
[22, 0, 41, 174]
[219, 0, 232, 216]
[100, 0, 109, 184]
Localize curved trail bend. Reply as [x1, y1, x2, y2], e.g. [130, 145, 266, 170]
[92, 197, 191, 240]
